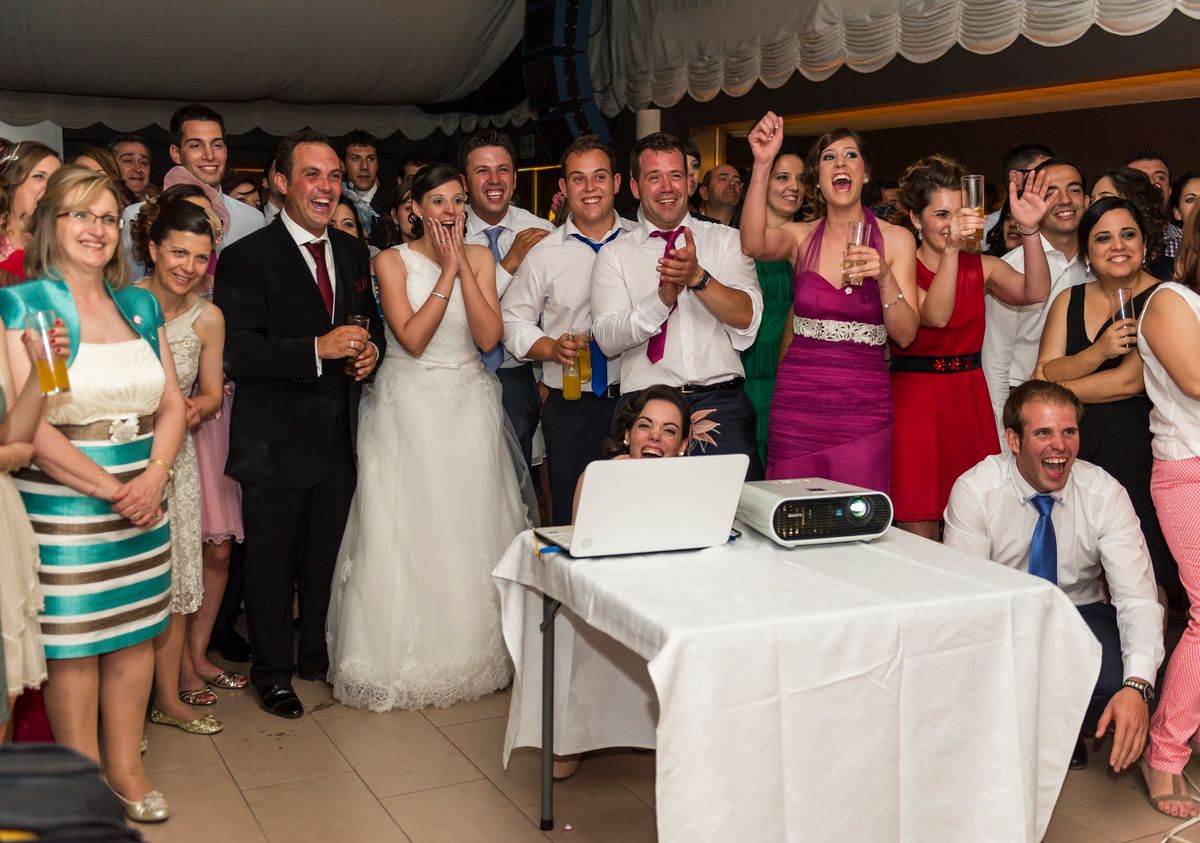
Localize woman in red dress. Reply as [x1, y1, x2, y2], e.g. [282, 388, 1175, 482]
[890, 155, 1053, 539]
[0, 142, 62, 284]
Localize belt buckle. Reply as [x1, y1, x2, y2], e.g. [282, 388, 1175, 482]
[679, 383, 696, 394]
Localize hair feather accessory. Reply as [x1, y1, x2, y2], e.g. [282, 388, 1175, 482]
[687, 408, 720, 454]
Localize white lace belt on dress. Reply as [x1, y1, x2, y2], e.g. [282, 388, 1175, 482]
[793, 316, 887, 346]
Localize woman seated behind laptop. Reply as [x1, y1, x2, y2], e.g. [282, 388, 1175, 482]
[557, 385, 694, 779]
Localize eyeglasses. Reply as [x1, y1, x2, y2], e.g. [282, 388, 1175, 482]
[58, 210, 124, 229]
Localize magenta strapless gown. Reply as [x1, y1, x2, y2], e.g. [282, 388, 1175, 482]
[767, 210, 893, 492]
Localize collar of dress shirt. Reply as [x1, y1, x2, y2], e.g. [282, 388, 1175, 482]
[280, 207, 330, 248]
[466, 204, 515, 237]
[360, 182, 379, 204]
[563, 211, 625, 244]
[1006, 453, 1069, 506]
[635, 211, 695, 244]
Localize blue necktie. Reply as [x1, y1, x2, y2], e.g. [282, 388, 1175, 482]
[479, 225, 507, 371]
[1028, 494, 1058, 584]
[569, 229, 622, 396]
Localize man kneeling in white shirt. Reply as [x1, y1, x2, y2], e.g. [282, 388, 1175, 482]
[944, 380, 1163, 773]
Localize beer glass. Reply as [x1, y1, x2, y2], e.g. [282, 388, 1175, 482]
[961, 175, 985, 242]
[25, 309, 70, 395]
[1109, 287, 1137, 349]
[841, 221, 867, 288]
[573, 325, 592, 382]
[562, 332, 582, 400]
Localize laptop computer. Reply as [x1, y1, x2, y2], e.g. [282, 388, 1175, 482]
[533, 453, 749, 557]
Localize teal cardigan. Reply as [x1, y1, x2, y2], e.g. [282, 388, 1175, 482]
[0, 277, 163, 366]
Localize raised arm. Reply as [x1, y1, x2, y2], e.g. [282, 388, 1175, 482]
[740, 112, 803, 263]
[983, 171, 1052, 306]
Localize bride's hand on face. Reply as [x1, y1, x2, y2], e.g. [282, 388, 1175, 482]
[428, 214, 459, 275]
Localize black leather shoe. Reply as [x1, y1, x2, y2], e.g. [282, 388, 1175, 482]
[209, 629, 251, 663]
[257, 683, 304, 719]
[1069, 738, 1088, 770]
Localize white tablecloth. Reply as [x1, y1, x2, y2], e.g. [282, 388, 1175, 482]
[494, 527, 1101, 843]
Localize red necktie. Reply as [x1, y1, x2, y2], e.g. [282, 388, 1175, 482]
[303, 241, 334, 319]
[646, 227, 684, 363]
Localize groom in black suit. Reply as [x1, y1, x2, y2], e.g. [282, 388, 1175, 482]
[215, 129, 384, 718]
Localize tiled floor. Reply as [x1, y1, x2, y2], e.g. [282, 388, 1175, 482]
[134, 666, 1199, 843]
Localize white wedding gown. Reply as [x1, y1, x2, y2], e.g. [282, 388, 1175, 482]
[327, 244, 527, 711]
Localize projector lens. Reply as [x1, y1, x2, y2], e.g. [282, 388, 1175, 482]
[847, 497, 871, 521]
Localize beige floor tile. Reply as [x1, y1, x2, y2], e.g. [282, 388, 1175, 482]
[293, 676, 361, 721]
[421, 689, 512, 727]
[319, 709, 483, 799]
[1127, 820, 1200, 843]
[244, 771, 410, 842]
[1042, 814, 1117, 842]
[1052, 765, 1178, 841]
[141, 722, 221, 774]
[521, 786, 657, 843]
[592, 749, 655, 808]
[211, 702, 350, 789]
[441, 716, 620, 808]
[137, 761, 265, 843]
[381, 779, 548, 843]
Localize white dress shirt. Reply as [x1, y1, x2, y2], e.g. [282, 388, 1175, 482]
[465, 204, 555, 369]
[280, 209, 336, 374]
[502, 212, 634, 391]
[122, 189, 266, 278]
[1139, 282, 1200, 461]
[981, 235, 1089, 432]
[263, 199, 283, 223]
[590, 213, 761, 393]
[944, 453, 1163, 683]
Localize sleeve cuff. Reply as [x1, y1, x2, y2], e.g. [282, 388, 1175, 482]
[314, 338, 322, 376]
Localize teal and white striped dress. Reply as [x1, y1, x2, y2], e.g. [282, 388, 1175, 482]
[14, 339, 171, 659]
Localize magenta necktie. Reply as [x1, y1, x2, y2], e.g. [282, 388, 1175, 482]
[303, 241, 334, 319]
[646, 227, 684, 363]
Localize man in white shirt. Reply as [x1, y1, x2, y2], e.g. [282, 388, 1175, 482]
[944, 380, 1163, 772]
[503, 135, 635, 523]
[697, 163, 743, 227]
[982, 159, 1090, 434]
[121, 104, 265, 277]
[461, 129, 554, 469]
[591, 132, 764, 479]
[262, 156, 284, 223]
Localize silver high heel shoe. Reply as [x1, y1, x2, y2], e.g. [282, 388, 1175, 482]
[111, 787, 169, 823]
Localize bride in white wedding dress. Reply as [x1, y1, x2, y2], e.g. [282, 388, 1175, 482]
[327, 164, 527, 711]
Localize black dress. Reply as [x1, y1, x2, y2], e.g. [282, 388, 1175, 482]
[1065, 281, 1179, 596]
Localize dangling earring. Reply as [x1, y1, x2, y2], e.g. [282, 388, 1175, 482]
[1084, 257, 1091, 274]
[915, 226, 922, 241]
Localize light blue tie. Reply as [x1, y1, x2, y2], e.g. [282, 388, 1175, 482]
[568, 229, 622, 396]
[1028, 494, 1058, 584]
[479, 226, 507, 371]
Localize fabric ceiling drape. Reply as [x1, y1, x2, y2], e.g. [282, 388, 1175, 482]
[589, 0, 1200, 115]
[0, 1, 528, 137]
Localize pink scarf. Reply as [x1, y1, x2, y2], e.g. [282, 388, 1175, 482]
[162, 165, 231, 237]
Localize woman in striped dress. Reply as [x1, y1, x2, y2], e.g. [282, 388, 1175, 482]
[0, 167, 186, 823]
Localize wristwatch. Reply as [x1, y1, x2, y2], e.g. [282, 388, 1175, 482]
[689, 269, 712, 292]
[1123, 678, 1155, 703]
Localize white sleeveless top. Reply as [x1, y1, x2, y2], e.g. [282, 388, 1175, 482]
[1138, 282, 1200, 461]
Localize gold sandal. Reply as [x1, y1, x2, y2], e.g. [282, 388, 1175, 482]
[179, 687, 218, 706]
[204, 670, 248, 690]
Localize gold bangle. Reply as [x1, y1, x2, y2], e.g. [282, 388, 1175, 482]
[149, 458, 174, 481]
[90, 468, 107, 496]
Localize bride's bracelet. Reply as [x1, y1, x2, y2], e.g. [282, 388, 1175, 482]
[429, 291, 450, 302]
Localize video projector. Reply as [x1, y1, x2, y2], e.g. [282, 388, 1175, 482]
[737, 478, 893, 547]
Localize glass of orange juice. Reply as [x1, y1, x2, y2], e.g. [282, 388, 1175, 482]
[25, 309, 70, 395]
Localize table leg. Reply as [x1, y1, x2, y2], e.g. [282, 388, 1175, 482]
[540, 596, 561, 831]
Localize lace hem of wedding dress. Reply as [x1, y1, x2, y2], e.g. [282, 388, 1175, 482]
[331, 651, 513, 712]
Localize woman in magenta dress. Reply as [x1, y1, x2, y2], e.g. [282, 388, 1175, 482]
[890, 155, 1052, 539]
[741, 113, 919, 491]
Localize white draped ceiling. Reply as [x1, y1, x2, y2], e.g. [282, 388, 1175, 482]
[0, 1, 528, 137]
[589, 0, 1200, 115]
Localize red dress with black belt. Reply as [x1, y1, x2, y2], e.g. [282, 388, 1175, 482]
[889, 251, 999, 522]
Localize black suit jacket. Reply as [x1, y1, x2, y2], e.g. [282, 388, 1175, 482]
[214, 217, 386, 488]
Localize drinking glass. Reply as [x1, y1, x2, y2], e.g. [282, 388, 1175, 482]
[572, 325, 592, 382]
[960, 175, 985, 242]
[562, 332, 582, 401]
[345, 314, 370, 375]
[841, 220, 867, 288]
[1109, 287, 1137, 349]
[25, 309, 70, 395]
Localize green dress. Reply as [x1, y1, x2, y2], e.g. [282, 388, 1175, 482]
[741, 259, 793, 466]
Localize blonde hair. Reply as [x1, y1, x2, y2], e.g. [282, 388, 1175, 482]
[25, 165, 130, 290]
